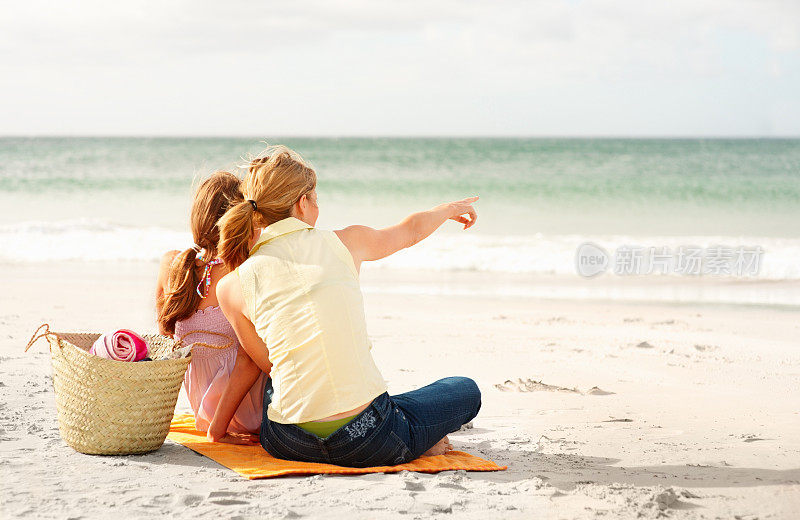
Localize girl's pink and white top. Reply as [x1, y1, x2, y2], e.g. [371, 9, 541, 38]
[175, 305, 267, 434]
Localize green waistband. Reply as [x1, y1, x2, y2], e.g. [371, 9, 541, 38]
[295, 414, 358, 439]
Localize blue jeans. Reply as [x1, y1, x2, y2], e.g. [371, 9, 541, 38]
[259, 377, 481, 468]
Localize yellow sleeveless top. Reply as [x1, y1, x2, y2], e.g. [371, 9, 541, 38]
[236, 217, 388, 424]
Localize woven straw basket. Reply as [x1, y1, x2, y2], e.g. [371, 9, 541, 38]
[26, 324, 191, 455]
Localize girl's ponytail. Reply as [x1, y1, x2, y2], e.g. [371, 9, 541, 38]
[157, 171, 242, 335]
[157, 247, 202, 335]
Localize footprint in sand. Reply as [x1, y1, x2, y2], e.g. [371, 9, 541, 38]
[436, 470, 467, 484]
[149, 494, 172, 506]
[741, 434, 768, 443]
[586, 386, 615, 396]
[693, 344, 719, 352]
[494, 378, 580, 393]
[207, 491, 239, 499]
[402, 472, 426, 492]
[495, 379, 614, 396]
[210, 499, 249, 506]
[434, 470, 469, 491]
[179, 494, 204, 507]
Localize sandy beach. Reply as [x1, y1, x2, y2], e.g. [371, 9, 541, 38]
[4, 0, 800, 515]
[1, 261, 798, 519]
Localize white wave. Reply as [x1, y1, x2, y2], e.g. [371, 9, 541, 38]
[361, 282, 800, 307]
[365, 232, 800, 281]
[0, 219, 191, 263]
[1, 219, 798, 280]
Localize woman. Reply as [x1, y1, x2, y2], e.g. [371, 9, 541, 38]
[208, 146, 481, 466]
[155, 171, 267, 443]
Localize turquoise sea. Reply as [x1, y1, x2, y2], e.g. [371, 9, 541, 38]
[1, 137, 798, 303]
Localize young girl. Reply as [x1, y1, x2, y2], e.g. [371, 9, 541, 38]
[156, 171, 267, 443]
[207, 146, 481, 466]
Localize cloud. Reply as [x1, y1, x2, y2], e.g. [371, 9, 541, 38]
[0, 0, 798, 135]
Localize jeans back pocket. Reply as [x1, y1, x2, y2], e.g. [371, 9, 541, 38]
[331, 429, 413, 467]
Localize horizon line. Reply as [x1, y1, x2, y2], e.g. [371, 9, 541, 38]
[1, 134, 799, 140]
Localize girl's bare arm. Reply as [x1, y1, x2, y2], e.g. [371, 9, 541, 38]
[207, 271, 273, 443]
[206, 345, 263, 444]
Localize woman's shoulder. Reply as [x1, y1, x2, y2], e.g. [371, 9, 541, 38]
[320, 229, 360, 277]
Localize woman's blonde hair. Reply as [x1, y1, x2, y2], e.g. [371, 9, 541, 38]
[218, 145, 316, 269]
[158, 171, 243, 335]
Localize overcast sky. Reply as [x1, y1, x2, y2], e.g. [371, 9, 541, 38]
[1, 1, 799, 137]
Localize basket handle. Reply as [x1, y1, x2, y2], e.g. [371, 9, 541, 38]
[25, 323, 56, 352]
[176, 329, 234, 350]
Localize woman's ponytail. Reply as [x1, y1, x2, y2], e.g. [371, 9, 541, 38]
[218, 200, 257, 270]
[218, 145, 317, 271]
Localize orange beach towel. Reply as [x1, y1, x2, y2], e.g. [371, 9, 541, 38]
[167, 414, 507, 479]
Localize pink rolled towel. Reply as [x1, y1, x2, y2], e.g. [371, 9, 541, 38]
[90, 329, 148, 362]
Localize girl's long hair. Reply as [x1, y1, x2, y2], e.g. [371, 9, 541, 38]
[218, 145, 316, 270]
[158, 171, 242, 335]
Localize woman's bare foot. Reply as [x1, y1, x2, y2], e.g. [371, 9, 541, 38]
[423, 436, 453, 456]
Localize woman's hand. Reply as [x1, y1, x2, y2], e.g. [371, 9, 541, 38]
[207, 428, 259, 446]
[435, 196, 479, 229]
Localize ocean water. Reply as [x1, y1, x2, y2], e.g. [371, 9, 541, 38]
[1, 137, 798, 304]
